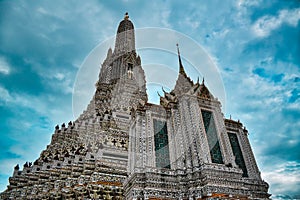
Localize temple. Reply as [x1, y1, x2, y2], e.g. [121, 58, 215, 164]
[0, 13, 270, 199]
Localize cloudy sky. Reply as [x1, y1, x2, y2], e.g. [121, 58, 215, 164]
[0, 0, 299, 199]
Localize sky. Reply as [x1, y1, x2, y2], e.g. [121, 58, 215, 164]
[0, 0, 299, 199]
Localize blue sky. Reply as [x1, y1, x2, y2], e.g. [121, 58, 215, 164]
[0, 0, 299, 199]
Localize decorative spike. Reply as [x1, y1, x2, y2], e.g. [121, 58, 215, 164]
[33, 160, 38, 165]
[157, 91, 162, 97]
[24, 162, 29, 168]
[176, 43, 180, 56]
[162, 87, 167, 93]
[202, 77, 205, 85]
[197, 77, 199, 84]
[176, 43, 186, 75]
[14, 164, 19, 170]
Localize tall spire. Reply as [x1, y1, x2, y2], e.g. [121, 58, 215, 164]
[176, 43, 186, 76]
[172, 44, 193, 96]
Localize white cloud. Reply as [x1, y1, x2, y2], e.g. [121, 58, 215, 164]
[252, 8, 300, 37]
[133, 1, 172, 28]
[182, 17, 200, 30]
[0, 85, 58, 117]
[7, 92, 47, 114]
[49, 72, 73, 94]
[0, 85, 12, 102]
[0, 57, 11, 75]
[23, 58, 74, 94]
[237, 0, 262, 8]
[261, 161, 300, 195]
[150, 1, 172, 28]
[0, 158, 23, 176]
[161, 9, 171, 28]
[54, 73, 65, 81]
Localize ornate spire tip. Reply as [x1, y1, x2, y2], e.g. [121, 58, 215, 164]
[124, 12, 129, 20]
[176, 43, 180, 56]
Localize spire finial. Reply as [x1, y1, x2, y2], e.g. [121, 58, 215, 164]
[124, 12, 129, 20]
[176, 43, 180, 56]
[176, 43, 186, 75]
[202, 77, 205, 85]
[197, 76, 199, 84]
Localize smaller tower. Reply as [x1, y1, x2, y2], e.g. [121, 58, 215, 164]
[172, 44, 193, 95]
[125, 44, 270, 200]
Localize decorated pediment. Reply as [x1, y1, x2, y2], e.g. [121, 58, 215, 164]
[158, 87, 178, 108]
[187, 78, 214, 99]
